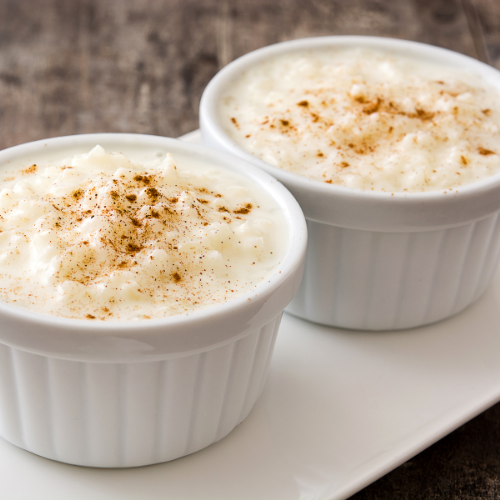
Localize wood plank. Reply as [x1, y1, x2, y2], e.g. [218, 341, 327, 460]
[462, 0, 490, 63]
[0, 0, 477, 150]
[471, 0, 500, 69]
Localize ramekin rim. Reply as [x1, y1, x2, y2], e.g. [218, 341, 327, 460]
[200, 35, 500, 202]
[0, 133, 307, 335]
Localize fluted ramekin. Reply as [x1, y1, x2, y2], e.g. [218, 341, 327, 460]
[200, 36, 500, 331]
[0, 133, 307, 467]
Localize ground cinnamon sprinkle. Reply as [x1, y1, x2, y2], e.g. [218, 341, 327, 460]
[72, 189, 83, 200]
[21, 164, 37, 175]
[0, 146, 285, 320]
[233, 203, 253, 214]
[222, 47, 500, 192]
[478, 147, 495, 156]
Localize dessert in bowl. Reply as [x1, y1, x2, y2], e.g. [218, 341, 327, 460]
[200, 36, 500, 330]
[0, 133, 306, 467]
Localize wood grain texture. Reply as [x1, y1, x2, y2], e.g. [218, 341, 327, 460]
[472, 0, 500, 68]
[0, 0, 478, 150]
[0, 1, 500, 499]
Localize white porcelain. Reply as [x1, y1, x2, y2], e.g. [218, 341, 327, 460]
[0, 133, 307, 467]
[200, 36, 500, 330]
[1, 131, 499, 499]
[3, 145, 500, 498]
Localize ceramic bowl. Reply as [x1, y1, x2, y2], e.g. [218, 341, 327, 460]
[200, 36, 500, 330]
[0, 133, 307, 467]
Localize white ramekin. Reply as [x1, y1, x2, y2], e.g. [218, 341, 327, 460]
[200, 36, 500, 331]
[0, 133, 307, 467]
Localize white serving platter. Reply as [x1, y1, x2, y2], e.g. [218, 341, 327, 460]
[2, 129, 500, 500]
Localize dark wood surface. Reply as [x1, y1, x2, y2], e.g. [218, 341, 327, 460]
[1, 0, 500, 498]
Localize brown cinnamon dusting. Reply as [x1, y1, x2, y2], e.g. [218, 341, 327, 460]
[478, 147, 495, 155]
[134, 174, 151, 185]
[146, 187, 160, 202]
[362, 97, 381, 115]
[233, 203, 253, 214]
[414, 108, 435, 121]
[72, 189, 83, 200]
[21, 164, 37, 175]
[15, 150, 264, 321]
[126, 243, 143, 254]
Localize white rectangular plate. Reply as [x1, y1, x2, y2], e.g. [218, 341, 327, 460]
[1, 130, 500, 500]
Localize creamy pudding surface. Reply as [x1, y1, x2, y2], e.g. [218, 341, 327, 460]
[221, 47, 500, 192]
[0, 146, 286, 320]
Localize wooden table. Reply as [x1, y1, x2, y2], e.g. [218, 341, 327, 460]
[1, 0, 500, 498]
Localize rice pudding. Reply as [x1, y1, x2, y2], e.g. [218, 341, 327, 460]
[0, 145, 286, 320]
[220, 47, 500, 192]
